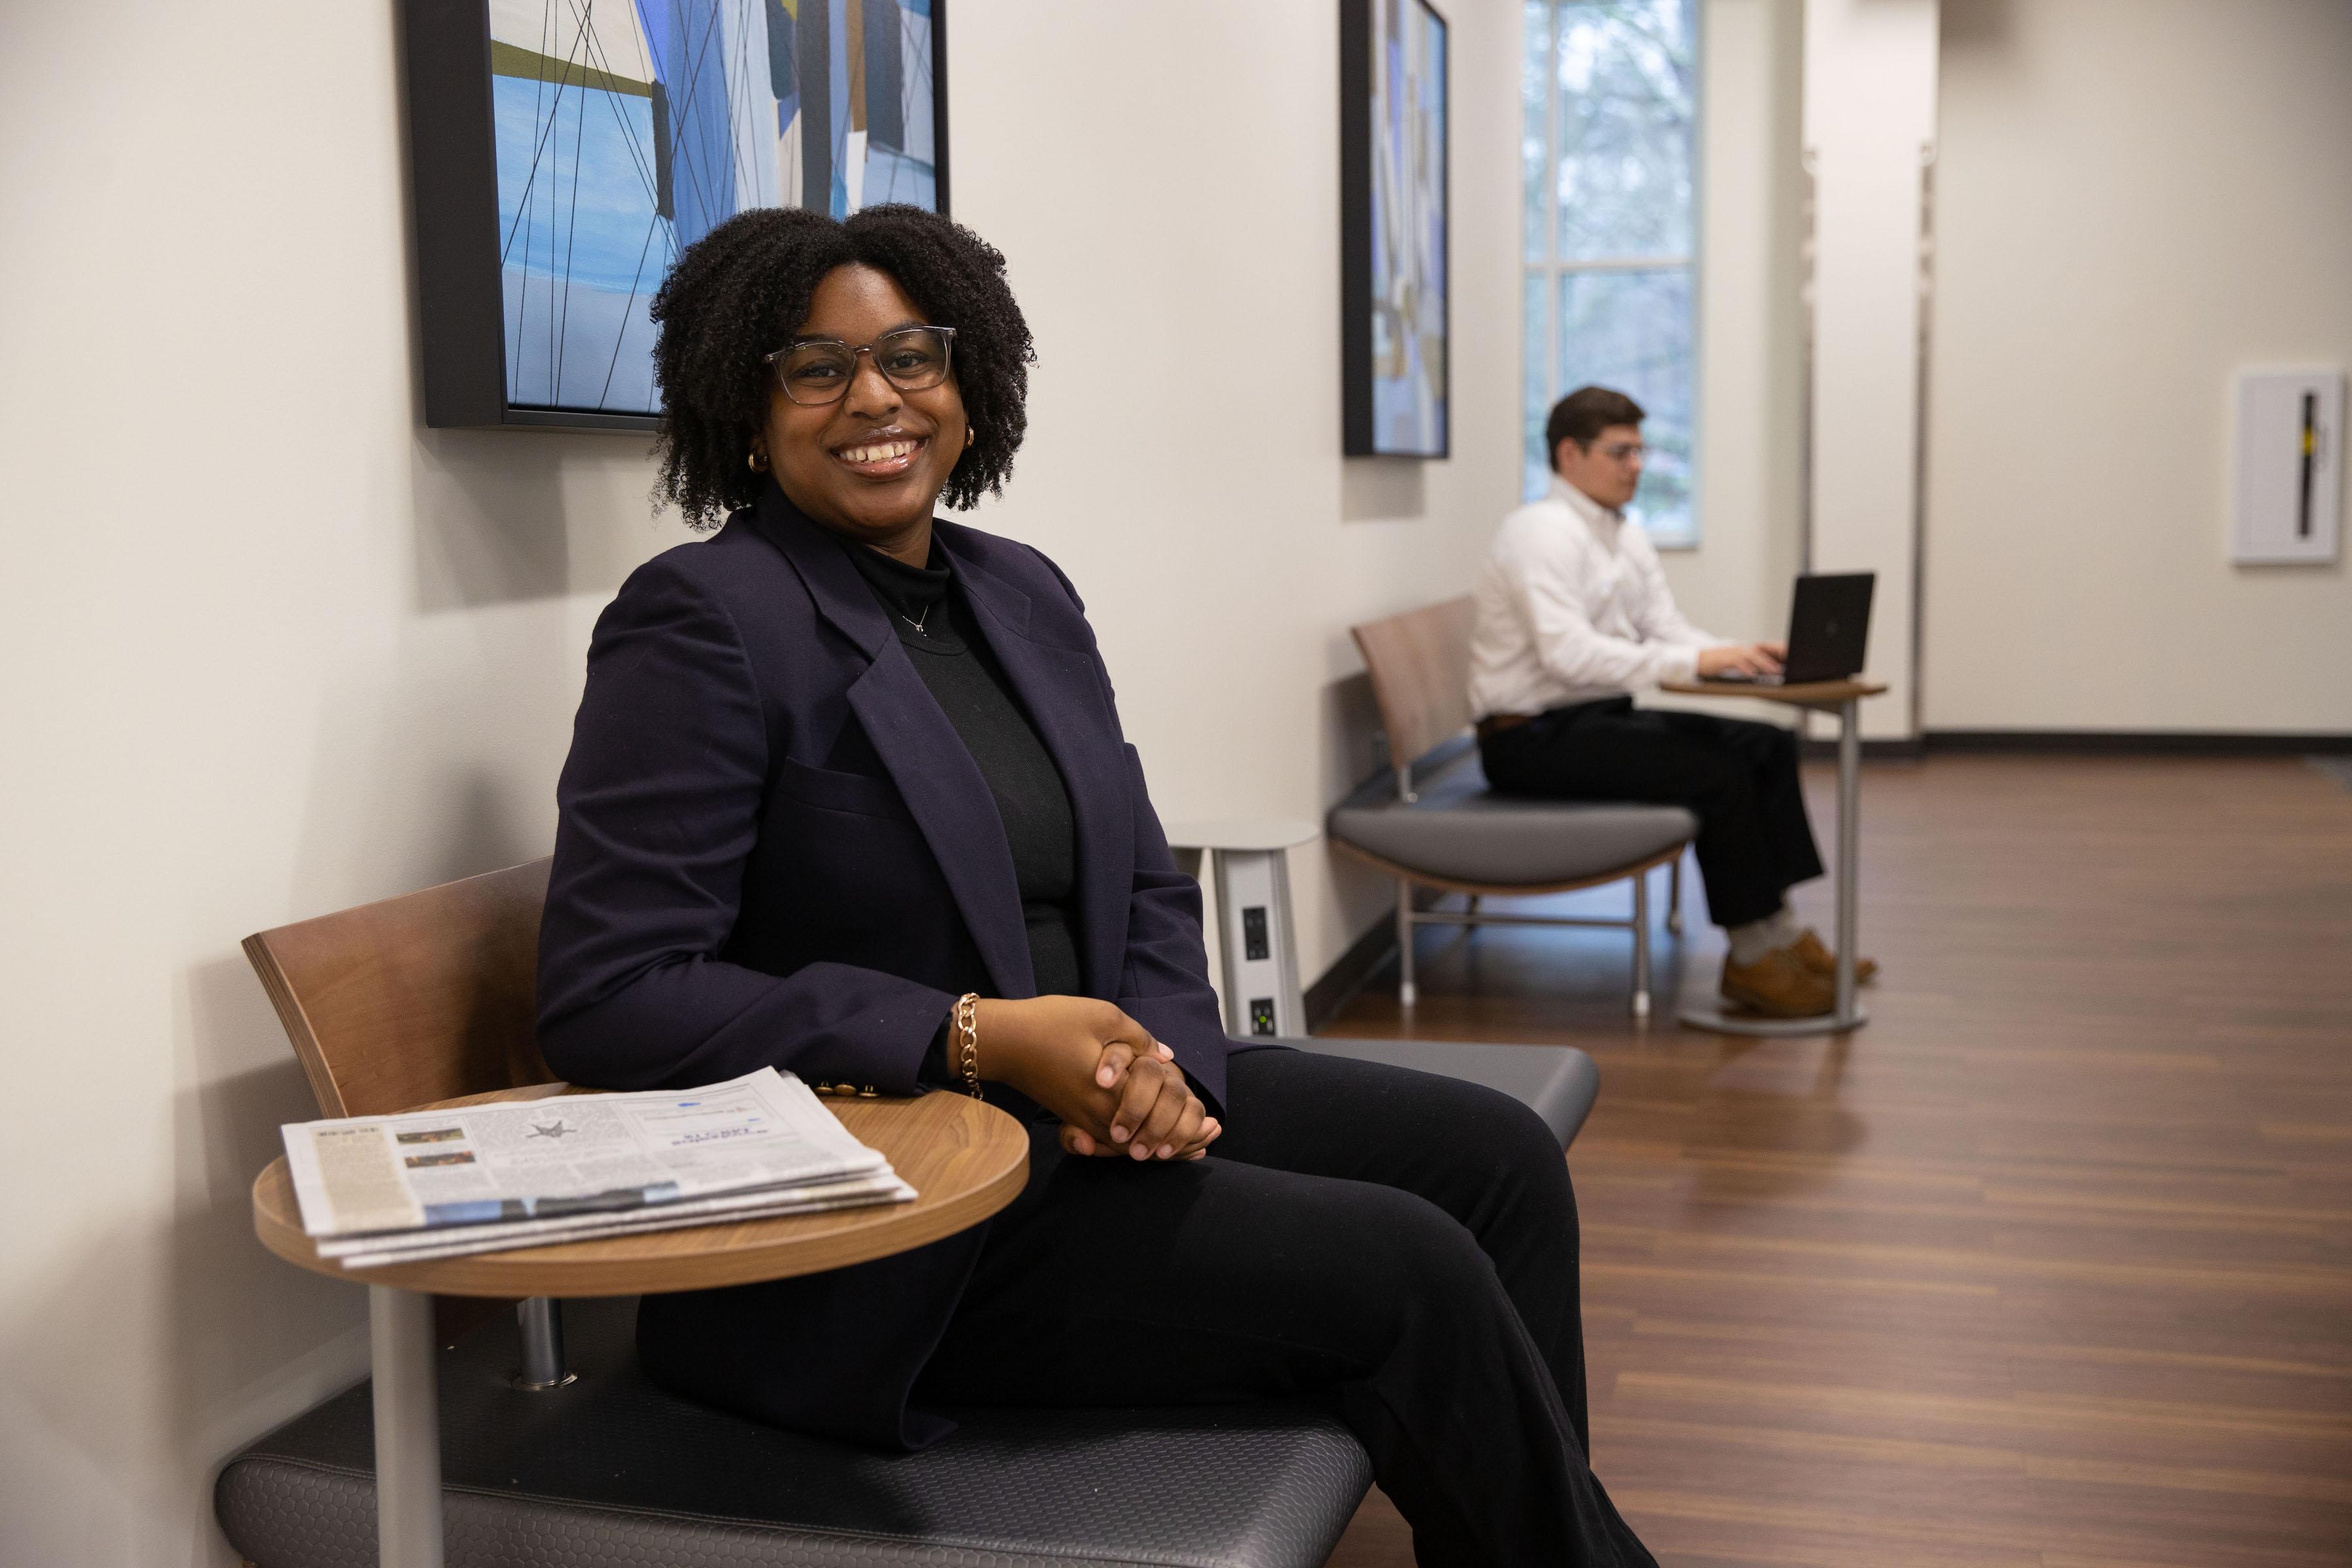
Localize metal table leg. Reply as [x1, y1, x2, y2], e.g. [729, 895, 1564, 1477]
[1678, 700, 1870, 1036]
[514, 1297, 574, 1390]
[1833, 696, 1863, 1026]
[1396, 881, 1417, 1009]
[370, 1285, 444, 1568]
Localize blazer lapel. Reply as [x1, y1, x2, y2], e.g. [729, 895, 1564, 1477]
[751, 491, 1036, 1000]
[940, 531, 1137, 1001]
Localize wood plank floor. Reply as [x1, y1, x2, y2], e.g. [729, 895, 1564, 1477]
[1320, 755, 2352, 1567]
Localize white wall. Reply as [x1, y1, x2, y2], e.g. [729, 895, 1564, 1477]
[0, 3, 687, 1561]
[951, 1, 1524, 987]
[1802, 0, 1939, 740]
[0, 2, 1520, 1561]
[1926, 0, 2352, 733]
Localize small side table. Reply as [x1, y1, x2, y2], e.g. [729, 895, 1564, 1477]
[1657, 678, 1888, 1036]
[1162, 818, 1320, 1039]
[251, 1083, 1029, 1568]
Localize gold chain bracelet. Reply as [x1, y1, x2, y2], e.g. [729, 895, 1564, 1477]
[953, 992, 983, 1098]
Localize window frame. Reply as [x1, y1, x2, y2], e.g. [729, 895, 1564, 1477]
[1524, 0, 1705, 547]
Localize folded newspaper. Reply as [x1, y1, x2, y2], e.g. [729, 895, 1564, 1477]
[280, 1068, 915, 1268]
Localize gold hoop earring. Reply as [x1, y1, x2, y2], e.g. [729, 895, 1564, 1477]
[748, 449, 768, 473]
[963, 428, 975, 449]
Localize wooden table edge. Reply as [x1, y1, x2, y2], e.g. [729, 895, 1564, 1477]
[251, 1089, 1029, 1298]
[1660, 678, 1889, 707]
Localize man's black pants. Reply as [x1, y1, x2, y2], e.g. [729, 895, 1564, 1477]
[1479, 696, 1824, 928]
[914, 1049, 1658, 1568]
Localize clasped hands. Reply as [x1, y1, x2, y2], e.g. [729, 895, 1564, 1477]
[971, 996, 1221, 1162]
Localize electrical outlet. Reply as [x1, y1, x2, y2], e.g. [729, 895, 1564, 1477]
[1249, 998, 1277, 1036]
[1242, 906, 1270, 962]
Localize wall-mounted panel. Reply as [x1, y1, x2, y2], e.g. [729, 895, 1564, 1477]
[2232, 368, 2341, 565]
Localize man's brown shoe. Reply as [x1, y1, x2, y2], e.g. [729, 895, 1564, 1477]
[1792, 928, 1878, 985]
[1720, 947, 1835, 1017]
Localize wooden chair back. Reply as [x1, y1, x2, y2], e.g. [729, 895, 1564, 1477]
[242, 858, 558, 1119]
[1350, 596, 1478, 777]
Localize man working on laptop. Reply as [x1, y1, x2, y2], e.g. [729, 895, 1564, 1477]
[1469, 385, 1871, 1017]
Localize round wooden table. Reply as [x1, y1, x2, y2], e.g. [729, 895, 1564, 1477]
[252, 1083, 1028, 1568]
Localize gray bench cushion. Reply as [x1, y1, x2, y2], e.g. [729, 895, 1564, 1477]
[1329, 745, 1695, 888]
[216, 1296, 1369, 1568]
[1279, 1037, 1600, 1148]
[217, 1040, 1606, 1568]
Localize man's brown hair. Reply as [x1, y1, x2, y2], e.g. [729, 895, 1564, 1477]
[1544, 385, 1645, 468]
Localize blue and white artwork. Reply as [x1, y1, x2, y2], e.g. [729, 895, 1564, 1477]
[1369, 0, 1446, 455]
[490, 0, 942, 416]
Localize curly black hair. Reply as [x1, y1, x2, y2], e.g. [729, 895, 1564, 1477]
[647, 204, 1035, 529]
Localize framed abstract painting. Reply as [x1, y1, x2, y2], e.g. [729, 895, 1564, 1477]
[406, 0, 949, 431]
[1341, 0, 1448, 458]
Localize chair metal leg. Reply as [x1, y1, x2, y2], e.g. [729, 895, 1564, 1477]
[1465, 893, 1482, 923]
[1397, 882, 1418, 1008]
[1667, 854, 1684, 935]
[1631, 870, 1652, 1019]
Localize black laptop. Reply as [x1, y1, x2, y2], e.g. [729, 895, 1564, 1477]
[1710, 572, 1874, 685]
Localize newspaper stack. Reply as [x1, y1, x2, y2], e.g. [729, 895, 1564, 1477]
[280, 1068, 915, 1268]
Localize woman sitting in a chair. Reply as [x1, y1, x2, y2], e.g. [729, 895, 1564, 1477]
[535, 204, 1656, 1568]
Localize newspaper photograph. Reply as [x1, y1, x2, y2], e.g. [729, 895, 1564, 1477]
[280, 1068, 902, 1240]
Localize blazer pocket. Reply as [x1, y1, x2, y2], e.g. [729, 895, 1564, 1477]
[774, 756, 911, 820]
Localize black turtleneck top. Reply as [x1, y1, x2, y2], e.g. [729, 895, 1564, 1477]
[843, 538, 1085, 1001]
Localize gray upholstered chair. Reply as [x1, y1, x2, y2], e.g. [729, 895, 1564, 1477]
[1332, 598, 1697, 1015]
[216, 1045, 1600, 1568]
[1290, 1033, 1599, 1147]
[214, 865, 1602, 1568]
[218, 1040, 1601, 1568]
[217, 1314, 1372, 1568]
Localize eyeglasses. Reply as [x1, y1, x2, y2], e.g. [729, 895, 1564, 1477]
[764, 326, 957, 406]
[1592, 440, 1647, 463]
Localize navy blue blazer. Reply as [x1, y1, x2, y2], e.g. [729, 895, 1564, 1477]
[537, 483, 1234, 1447]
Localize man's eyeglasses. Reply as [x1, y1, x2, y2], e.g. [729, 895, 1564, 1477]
[1590, 440, 1646, 463]
[766, 326, 957, 406]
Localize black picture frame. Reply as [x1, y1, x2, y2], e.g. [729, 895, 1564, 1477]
[1339, 0, 1450, 459]
[404, 0, 951, 433]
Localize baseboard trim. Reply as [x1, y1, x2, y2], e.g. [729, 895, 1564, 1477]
[1799, 736, 1925, 760]
[1304, 907, 1401, 1032]
[1794, 730, 2352, 759]
[1924, 729, 2352, 757]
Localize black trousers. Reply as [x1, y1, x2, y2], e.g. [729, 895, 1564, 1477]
[913, 1049, 1657, 1568]
[1480, 696, 1824, 928]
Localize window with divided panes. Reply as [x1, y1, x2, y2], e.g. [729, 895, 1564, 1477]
[1522, 1, 1700, 540]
